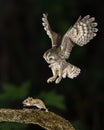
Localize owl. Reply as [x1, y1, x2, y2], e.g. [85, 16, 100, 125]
[42, 13, 98, 84]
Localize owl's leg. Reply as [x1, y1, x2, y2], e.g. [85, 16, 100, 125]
[55, 68, 62, 84]
[47, 68, 57, 83]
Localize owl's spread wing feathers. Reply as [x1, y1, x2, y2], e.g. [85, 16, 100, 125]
[42, 13, 98, 60]
[60, 15, 98, 59]
[63, 15, 98, 46]
[42, 13, 59, 47]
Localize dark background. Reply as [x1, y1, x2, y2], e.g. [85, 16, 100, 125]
[0, 0, 104, 130]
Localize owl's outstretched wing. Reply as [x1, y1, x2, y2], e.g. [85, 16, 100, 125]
[42, 13, 59, 47]
[61, 15, 98, 59]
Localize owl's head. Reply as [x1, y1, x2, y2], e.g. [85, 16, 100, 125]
[43, 48, 58, 64]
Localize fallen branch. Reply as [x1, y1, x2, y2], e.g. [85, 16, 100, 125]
[0, 108, 76, 130]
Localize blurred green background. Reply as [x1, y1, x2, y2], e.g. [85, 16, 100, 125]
[0, 0, 104, 130]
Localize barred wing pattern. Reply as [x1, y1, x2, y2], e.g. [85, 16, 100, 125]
[42, 13, 59, 47]
[60, 15, 98, 59]
[64, 15, 98, 46]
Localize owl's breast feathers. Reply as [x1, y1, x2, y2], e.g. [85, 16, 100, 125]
[49, 59, 67, 71]
[49, 59, 65, 67]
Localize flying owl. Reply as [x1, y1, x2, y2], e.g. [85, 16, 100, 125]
[42, 13, 98, 84]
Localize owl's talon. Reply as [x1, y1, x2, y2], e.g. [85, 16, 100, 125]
[55, 77, 62, 84]
[47, 77, 56, 83]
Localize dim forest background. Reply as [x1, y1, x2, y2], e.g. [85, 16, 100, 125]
[0, 0, 104, 130]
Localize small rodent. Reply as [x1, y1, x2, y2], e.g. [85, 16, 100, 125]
[22, 97, 48, 112]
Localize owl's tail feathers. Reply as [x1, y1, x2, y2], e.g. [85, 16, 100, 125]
[63, 63, 81, 79]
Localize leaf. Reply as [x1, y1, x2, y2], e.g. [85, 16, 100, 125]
[0, 81, 30, 101]
[0, 123, 27, 130]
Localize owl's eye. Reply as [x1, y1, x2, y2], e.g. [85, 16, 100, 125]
[48, 56, 54, 61]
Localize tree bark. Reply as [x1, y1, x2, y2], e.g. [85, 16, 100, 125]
[0, 108, 76, 130]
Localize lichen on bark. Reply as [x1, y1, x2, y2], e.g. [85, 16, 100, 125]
[0, 108, 76, 130]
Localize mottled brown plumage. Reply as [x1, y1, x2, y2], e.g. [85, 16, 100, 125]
[42, 13, 98, 84]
